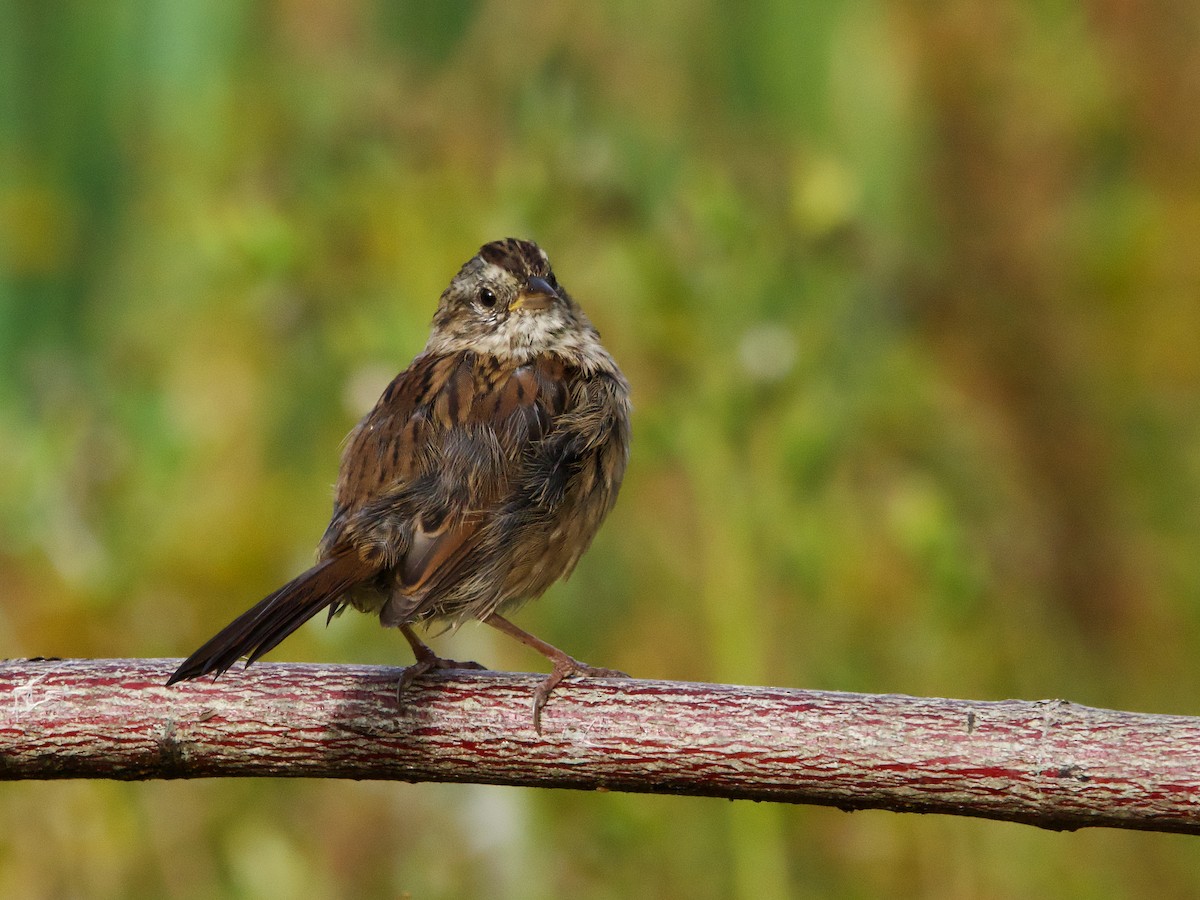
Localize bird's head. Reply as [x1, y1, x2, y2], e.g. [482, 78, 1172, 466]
[428, 238, 600, 363]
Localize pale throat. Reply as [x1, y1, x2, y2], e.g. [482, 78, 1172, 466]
[427, 312, 612, 370]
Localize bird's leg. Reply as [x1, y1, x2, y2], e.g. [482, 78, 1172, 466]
[395, 624, 487, 703]
[483, 614, 628, 732]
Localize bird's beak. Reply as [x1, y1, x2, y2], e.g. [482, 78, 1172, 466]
[509, 276, 559, 312]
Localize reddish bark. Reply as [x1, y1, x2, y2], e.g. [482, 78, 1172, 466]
[2, 658, 1198, 834]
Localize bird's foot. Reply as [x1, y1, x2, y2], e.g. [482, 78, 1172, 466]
[395, 643, 487, 705]
[394, 623, 488, 702]
[532, 656, 629, 734]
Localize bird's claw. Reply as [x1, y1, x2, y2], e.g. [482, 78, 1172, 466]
[531, 657, 629, 733]
[395, 654, 487, 705]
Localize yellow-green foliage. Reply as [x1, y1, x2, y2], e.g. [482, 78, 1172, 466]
[2, 2, 1199, 897]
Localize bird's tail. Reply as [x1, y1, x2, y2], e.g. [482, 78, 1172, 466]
[167, 552, 370, 685]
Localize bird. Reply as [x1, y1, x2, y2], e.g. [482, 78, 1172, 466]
[167, 238, 632, 729]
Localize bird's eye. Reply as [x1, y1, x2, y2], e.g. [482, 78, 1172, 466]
[478, 288, 497, 308]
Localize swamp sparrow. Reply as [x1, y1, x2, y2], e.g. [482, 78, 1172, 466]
[168, 238, 632, 728]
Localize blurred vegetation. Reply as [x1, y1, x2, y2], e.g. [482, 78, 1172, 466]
[2, 0, 1200, 897]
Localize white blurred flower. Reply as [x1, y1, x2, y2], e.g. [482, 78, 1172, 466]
[738, 323, 798, 383]
[342, 363, 397, 417]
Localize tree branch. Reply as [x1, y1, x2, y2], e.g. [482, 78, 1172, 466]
[2, 658, 1198, 834]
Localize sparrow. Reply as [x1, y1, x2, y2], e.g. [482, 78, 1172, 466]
[168, 238, 632, 729]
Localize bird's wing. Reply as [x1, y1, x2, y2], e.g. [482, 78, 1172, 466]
[325, 352, 572, 614]
[329, 352, 465, 530]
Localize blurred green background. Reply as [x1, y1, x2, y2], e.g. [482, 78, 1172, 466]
[3, 0, 1200, 897]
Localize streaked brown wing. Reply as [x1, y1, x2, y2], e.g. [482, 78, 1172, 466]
[332, 352, 463, 520]
[388, 357, 577, 616]
[322, 352, 571, 612]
